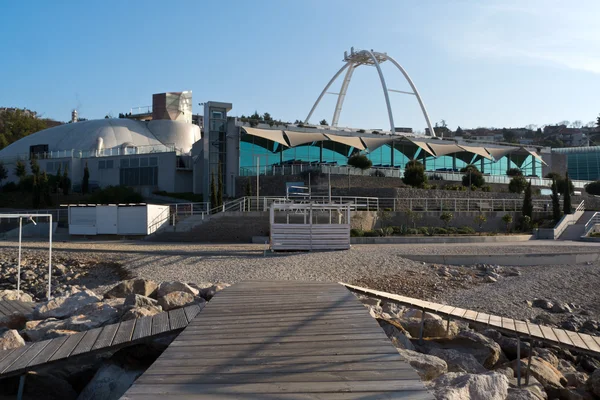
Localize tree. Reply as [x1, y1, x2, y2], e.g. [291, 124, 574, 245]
[503, 130, 517, 143]
[551, 178, 561, 223]
[508, 175, 528, 194]
[474, 214, 487, 234]
[245, 177, 252, 197]
[585, 181, 600, 195]
[62, 167, 70, 195]
[596, 114, 600, 129]
[82, 162, 90, 195]
[41, 171, 52, 207]
[455, 126, 464, 136]
[461, 164, 485, 188]
[55, 164, 62, 193]
[506, 168, 522, 177]
[32, 174, 40, 208]
[545, 172, 573, 195]
[440, 212, 453, 228]
[347, 154, 372, 170]
[210, 172, 217, 210]
[15, 160, 26, 183]
[563, 172, 572, 214]
[502, 214, 513, 233]
[30, 157, 40, 176]
[0, 161, 7, 187]
[571, 120, 582, 129]
[217, 162, 223, 207]
[522, 181, 533, 218]
[0, 108, 49, 150]
[319, 119, 328, 126]
[402, 160, 427, 188]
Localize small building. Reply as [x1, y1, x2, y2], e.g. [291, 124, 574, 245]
[66, 204, 169, 236]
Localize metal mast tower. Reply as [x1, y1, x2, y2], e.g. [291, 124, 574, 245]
[305, 48, 437, 137]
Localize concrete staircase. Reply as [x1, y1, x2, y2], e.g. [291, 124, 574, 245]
[558, 210, 596, 240]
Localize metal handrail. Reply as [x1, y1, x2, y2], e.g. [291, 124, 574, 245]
[584, 211, 600, 237]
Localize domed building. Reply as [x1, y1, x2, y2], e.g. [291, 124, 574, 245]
[0, 92, 201, 195]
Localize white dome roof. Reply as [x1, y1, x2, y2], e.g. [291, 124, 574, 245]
[0, 118, 200, 157]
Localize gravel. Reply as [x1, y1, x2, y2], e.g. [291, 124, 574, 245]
[1, 241, 599, 322]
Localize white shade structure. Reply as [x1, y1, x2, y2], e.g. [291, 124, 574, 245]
[324, 134, 366, 150]
[427, 142, 464, 157]
[242, 127, 289, 148]
[283, 131, 328, 147]
[360, 136, 394, 152]
[485, 146, 520, 161]
[457, 144, 493, 160]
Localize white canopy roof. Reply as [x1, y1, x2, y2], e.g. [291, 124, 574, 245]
[324, 134, 366, 150]
[360, 137, 394, 152]
[406, 138, 435, 157]
[457, 144, 493, 160]
[242, 127, 289, 147]
[283, 131, 328, 147]
[522, 148, 548, 166]
[485, 146, 520, 160]
[427, 142, 464, 157]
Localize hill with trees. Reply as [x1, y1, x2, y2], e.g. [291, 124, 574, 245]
[0, 108, 62, 150]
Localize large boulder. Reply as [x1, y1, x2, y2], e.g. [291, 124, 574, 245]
[124, 294, 159, 308]
[120, 306, 162, 321]
[0, 313, 27, 330]
[0, 289, 33, 302]
[104, 278, 158, 299]
[377, 319, 415, 351]
[70, 362, 141, 400]
[564, 371, 588, 388]
[421, 330, 502, 369]
[509, 356, 567, 389]
[34, 289, 102, 319]
[198, 282, 230, 300]
[429, 348, 487, 374]
[17, 371, 77, 400]
[431, 372, 509, 400]
[588, 368, 600, 397]
[506, 388, 546, 400]
[396, 349, 447, 380]
[0, 329, 25, 350]
[398, 316, 459, 339]
[157, 291, 200, 311]
[157, 281, 199, 298]
[507, 376, 547, 400]
[62, 303, 120, 331]
[533, 348, 559, 368]
[23, 318, 69, 341]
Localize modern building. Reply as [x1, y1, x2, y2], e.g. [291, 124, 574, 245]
[553, 146, 600, 181]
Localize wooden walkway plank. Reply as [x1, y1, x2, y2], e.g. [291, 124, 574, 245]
[92, 323, 119, 351]
[578, 333, 600, 353]
[513, 320, 530, 336]
[152, 312, 170, 335]
[538, 325, 559, 343]
[488, 315, 503, 329]
[0, 347, 29, 373]
[131, 316, 153, 341]
[112, 319, 137, 345]
[71, 327, 103, 356]
[123, 281, 432, 399]
[184, 304, 203, 322]
[49, 332, 86, 361]
[168, 308, 188, 330]
[28, 335, 69, 366]
[5, 340, 51, 373]
[552, 328, 575, 347]
[565, 330, 589, 351]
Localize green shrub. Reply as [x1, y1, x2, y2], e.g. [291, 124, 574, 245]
[440, 211, 453, 227]
[402, 160, 427, 188]
[371, 169, 385, 177]
[461, 164, 485, 188]
[377, 227, 394, 237]
[585, 181, 600, 196]
[433, 227, 448, 235]
[482, 185, 491, 192]
[407, 228, 419, 235]
[391, 225, 408, 235]
[363, 230, 380, 237]
[350, 228, 364, 237]
[506, 168, 523, 177]
[446, 227, 458, 234]
[508, 175, 528, 194]
[457, 226, 475, 235]
[347, 154, 372, 170]
[419, 227, 431, 236]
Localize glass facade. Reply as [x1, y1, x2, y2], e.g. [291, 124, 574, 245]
[239, 133, 540, 176]
[119, 157, 158, 186]
[554, 146, 600, 181]
[208, 107, 227, 182]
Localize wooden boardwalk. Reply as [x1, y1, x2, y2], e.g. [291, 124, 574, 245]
[342, 283, 600, 357]
[122, 281, 433, 399]
[0, 300, 34, 317]
[0, 304, 204, 379]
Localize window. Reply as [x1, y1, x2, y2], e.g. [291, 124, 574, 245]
[120, 159, 129, 168]
[140, 157, 149, 167]
[149, 157, 158, 166]
[106, 160, 114, 169]
[99, 160, 106, 169]
[129, 158, 139, 167]
[211, 110, 224, 119]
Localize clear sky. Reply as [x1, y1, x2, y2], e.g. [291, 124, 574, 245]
[1, 0, 599, 132]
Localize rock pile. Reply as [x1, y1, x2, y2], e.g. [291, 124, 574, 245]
[0, 277, 230, 398]
[362, 295, 600, 400]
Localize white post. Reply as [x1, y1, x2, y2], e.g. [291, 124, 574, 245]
[47, 215, 52, 299]
[328, 171, 331, 203]
[17, 217, 22, 293]
[256, 157, 260, 212]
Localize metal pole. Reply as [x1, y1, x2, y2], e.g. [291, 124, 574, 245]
[526, 338, 533, 385]
[17, 374, 26, 400]
[47, 215, 53, 299]
[418, 309, 425, 345]
[328, 171, 331, 203]
[256, 157, 259, 212]
[516, 335, 521, 388]
[17, 218, 22, 293]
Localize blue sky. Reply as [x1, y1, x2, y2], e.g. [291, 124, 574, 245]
[1, 0, 599, 132]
